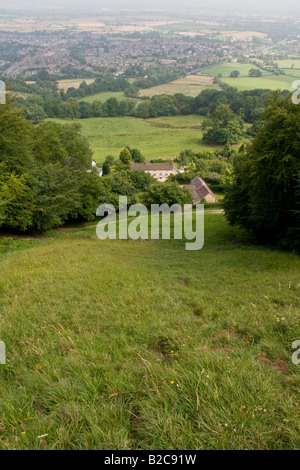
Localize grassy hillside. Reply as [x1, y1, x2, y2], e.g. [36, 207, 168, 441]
[49, 115, 223, 164]
[0, 215, 299, 449]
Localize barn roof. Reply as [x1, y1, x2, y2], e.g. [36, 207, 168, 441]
[191, 176, 217, 200]
[130, 162, 175, 171]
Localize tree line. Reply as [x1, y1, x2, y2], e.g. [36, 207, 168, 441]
[12, 83, 274, 138]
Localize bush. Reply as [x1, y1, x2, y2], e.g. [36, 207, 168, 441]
[141, 182, 193, 207]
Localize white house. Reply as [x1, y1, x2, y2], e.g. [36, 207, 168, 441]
[129, 161, 178, 182]
[87, 159, 103, 177]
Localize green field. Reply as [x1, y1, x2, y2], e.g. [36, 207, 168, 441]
[274, 60, 300, 79]
[275, 59, 300, 69]
[202, 62, 296, 91]
[49, 115, 223, 164]
[282, 69, 300, 78]
[154, 21, 223, 34]
[0, 215, 299, 449]
[81, 91, 134, 103]
[201, 62, 268, 78]
[220, 74, 296, 92]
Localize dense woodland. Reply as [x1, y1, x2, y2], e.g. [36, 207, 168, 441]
[224, 92, 300, 251]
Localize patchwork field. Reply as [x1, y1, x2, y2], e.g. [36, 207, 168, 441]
[49, 115, 224, 164]
[154, 22, 266, 40]
[57, 79, 96, 91]
[154, 21, 221, 34]
[0, 215, 299, 449]
[138, 75, 218, 98]
[0, 16, 185, 33]
[201, 63, 296, 91]
[216, 31, 267, 40]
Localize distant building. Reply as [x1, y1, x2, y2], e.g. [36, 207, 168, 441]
[184, 177, 217, 204]
[87, 159, 103, 177]
[129, 161, 178, 182]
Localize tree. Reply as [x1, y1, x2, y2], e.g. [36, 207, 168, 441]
[37, 69, 50, 81]
[119, 99, 135, 116]
[220, 167, 234, 185]
[248, 68, 263, 77]
[79, 101, 92, 119]
[102, 161, 110, 175]
[0, 95, 96, 232]
[32, 164, 80, 230]
[127, 147, 145, 163]
[119, 147, 132, 165]
[102, 97, 119, 117]
[124, 86, 139, 98]
[70, 170, 109, 222]
[195, 88, 222, 116]
[0, 170, 35, 231]
[149, 95, 178, 117]
[223, 92, 300, 251]
[142, 182, 193, 207]
[65, 97, 80, 120]
[33, 121, 92, 169]
[127, 170, 154, 191]
[0, 95, 34, 174]
[230, 70, 240, 78]
[23, 104, 47, 124]
[91, 100, 102, 117]
[135, 100, 151, 119]
[105, 155, 116, 167]
[173, 93, 195, 115]
[222, 142, 235, 159]
[202, 104, 244, 144]
[101, 172, 137, 206]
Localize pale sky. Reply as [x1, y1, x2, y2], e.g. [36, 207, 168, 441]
[1, 0, 300, 16]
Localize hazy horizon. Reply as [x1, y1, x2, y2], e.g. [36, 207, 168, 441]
[0, 0, 300, 17]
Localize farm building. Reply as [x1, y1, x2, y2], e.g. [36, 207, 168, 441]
[129, 161, 178, 182]
[183, 177, 217, 204]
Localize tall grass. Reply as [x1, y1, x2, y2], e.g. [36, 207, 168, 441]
[0, 215, 299, 449]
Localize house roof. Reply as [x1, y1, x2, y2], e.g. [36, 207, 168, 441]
[130, 162, 175, 171]
[191, 176, 217, 200]
[182, 184, 202, 203]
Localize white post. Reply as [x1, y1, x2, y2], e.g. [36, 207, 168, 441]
[0, 341, 6, 365]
